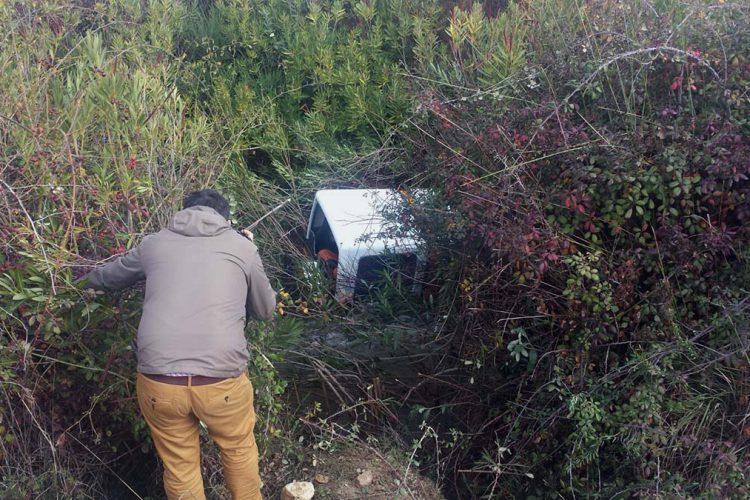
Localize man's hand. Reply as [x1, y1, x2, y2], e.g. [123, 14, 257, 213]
[241, 229, 254, 242]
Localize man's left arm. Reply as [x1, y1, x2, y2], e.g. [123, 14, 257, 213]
[243, 241, 276, 321]
[80, 242, 146, 291]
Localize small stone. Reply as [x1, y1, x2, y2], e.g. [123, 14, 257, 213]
[280, 481, 315, 500]
[314, 474, 330, 484]
[356, 470, 373, 487]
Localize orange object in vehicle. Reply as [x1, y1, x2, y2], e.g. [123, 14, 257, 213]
[317, 249, 338, 279]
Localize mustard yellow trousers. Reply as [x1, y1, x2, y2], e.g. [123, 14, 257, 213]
[136, 372, 262, 500]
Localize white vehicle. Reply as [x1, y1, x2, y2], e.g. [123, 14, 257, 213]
[305, 189, 424, 303]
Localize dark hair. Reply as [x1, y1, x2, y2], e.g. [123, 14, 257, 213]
[183, 189, 230, 219]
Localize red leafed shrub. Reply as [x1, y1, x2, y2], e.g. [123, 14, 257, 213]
[386, 1, 750, 497]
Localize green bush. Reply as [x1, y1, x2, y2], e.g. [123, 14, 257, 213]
[176, 0, 426, 177]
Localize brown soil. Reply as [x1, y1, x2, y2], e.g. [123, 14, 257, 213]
[288, 445, 445, 500]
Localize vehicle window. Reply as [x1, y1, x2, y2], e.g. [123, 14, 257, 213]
[310, 204, 325, 231]
[307, 205, 336, 252]
[313, 218, 336, 254]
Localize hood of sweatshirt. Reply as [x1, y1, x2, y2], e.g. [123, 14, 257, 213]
[167, 206, 232, 237]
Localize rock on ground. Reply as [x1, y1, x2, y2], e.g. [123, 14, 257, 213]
[281, 481, 315, 500]
[356, 470, 373, 487]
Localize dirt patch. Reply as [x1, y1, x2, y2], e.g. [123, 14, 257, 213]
[291, 445, 445, 500]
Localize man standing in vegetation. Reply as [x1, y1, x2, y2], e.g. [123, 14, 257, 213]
[81, 189, 276, 500]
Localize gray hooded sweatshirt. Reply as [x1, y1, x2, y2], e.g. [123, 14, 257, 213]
[83, 206, 277, 377]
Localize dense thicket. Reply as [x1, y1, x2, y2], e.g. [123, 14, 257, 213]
[1, 0, 749, 498]
[395, 2, 750, 495]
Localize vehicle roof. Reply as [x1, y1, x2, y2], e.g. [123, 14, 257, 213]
[313, 189, 419, 254]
